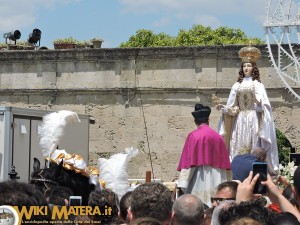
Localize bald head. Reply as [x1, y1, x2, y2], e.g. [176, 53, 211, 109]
[172, 194, 204, 225]
[252, 148, 266, 162]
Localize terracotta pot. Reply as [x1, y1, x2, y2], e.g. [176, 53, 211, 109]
[92, 40, 103, 48]
[76, 45, 86, 49]
[54, 43, 76, 49]
[24, 46, 35, 50]
[7, 45, 19, 50]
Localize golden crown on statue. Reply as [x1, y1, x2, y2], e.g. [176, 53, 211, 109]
[238, 42, 261, 63]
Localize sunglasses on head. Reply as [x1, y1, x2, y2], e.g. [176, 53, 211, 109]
[211, 197, 236, 204]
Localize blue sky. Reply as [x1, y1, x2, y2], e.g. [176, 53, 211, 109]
[0, 0, 266, 49]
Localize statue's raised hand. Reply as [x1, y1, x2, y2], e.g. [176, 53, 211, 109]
[216, 104, 225, 111]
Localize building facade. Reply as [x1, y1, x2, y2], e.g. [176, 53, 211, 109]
[0, 45, 299, 181]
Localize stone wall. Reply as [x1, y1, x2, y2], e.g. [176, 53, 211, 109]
[0, 45, 299, 181]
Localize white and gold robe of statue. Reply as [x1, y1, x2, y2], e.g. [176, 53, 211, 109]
[218, 77, 279, 175]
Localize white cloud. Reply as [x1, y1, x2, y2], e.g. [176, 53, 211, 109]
[120, 0, 264, 15]
[153, 17, 171, 27]
[193, 15, 221, 29]
[0, 1, 36, 31]
[0, 0, 79, 32]
[120, 0, 265, 26]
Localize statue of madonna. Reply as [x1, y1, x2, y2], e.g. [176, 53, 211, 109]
[217, 44, 279, 175]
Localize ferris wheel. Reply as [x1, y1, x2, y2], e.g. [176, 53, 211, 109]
[264, 0, 300, 100]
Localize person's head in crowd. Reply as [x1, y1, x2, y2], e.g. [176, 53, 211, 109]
[218, 200, 275, 225]
[211, 200, 236, 225]
[251, 148, 266, 162]
[88, 189, 119, 224]
[228, 217, 263, 225]
[129, 182, 173, 225]
[0, 181, 51, 223]
[203, 207, 214, 225]
[274, 212, 300, 225]
[119, 191, 132, 223]
[171, 194, 204, 225]
[45, 185, 73, 206]
[281, 185, 298, 210]
[231, 148, 266, 182]
[211, 181, 238, 207]
[293, 166, 300, 207]
[75, 215, 92, 225]
[192, 104, 211, 126]
[128, 217, 163, 225]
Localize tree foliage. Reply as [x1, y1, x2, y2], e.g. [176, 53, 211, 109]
[120, 25, 263, 47]
[120, 29, 174, 47]
[276, 128, 292, 166]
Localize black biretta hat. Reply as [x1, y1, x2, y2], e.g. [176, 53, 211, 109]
[191, 104, 211, 119]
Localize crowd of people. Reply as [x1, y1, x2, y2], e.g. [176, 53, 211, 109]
[1, 167, 300, 225]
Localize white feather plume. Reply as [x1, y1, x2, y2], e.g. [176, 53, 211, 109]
[39, 110, 81, 158]
[98, 147, 138, 199]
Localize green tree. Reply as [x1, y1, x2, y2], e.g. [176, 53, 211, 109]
[120, 29, 174, 47]
[276, 128, 292, 166]
[120, 25, 263, 47]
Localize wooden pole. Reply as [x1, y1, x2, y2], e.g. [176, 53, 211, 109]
[145, 171, 151, 183]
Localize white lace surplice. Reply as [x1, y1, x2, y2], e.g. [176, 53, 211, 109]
[218, 77, 279, 175]
[177, 166, 228, 207]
